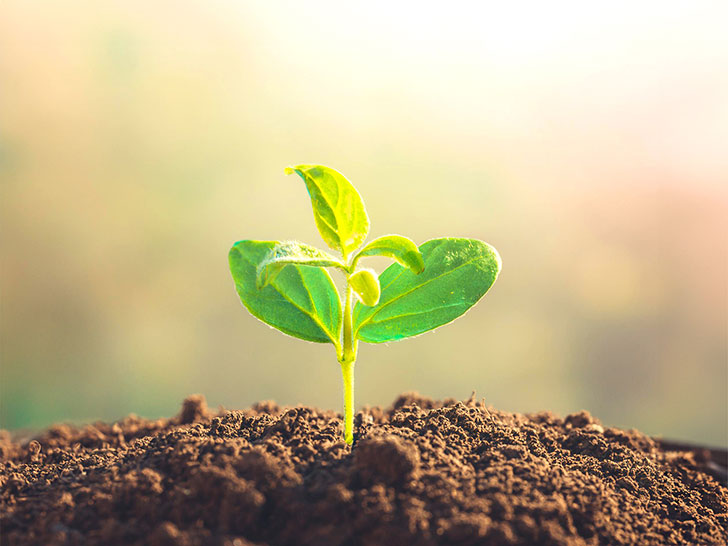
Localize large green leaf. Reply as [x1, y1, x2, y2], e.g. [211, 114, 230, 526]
[229, 240, 342, 344]
[256, 241, 345, 289]
[353, 238, 500, 343]
[286, 165, 370, 257]
[352, 234, 424, 273]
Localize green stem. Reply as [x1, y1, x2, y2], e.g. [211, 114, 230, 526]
[340, 358, 355, 444]
[339, 284, 358, 444]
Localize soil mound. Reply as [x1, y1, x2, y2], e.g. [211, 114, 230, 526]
[1, 394, 726, 545]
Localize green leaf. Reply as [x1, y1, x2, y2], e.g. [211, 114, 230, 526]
[349, 268, 380, 306]
[285, 165, 370, 257]
[353, 238, 500, 343]
[256, 241, 345, 289]
[229, 240, 342, 345]
[352, 234, 424, 273]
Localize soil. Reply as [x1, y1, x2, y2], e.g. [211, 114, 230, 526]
[1, 393, 726, 546]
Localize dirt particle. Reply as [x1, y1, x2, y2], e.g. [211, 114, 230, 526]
[501, 444, 529, 460]
[353, 434, 420, 486]
[177, 394, 210, 424]
[616, 476, 638, 493]
[26, 440, 42, 463]
[565, 410, 600, 429]
[150, 521, 198, 546]
[585, 423, 605, 434]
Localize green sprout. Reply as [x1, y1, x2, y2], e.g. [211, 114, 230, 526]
[228, 165, 501, 444]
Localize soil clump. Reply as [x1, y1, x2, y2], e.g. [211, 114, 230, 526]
[1, 393, 726, 545]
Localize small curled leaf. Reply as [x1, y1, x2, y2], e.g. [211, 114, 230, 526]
[352, 234, 424, 274]
[256, 241, 345, 289]
[349, 268, 380, 306]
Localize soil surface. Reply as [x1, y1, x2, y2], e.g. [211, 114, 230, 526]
[1, 394, 727, 546]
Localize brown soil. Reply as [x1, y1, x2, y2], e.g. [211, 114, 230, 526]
[1, 394, 726, 546]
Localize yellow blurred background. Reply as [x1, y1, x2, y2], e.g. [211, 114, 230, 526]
[1, 1, 726, 445]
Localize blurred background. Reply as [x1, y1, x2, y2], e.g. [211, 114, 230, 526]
[1, 1, 726, 445]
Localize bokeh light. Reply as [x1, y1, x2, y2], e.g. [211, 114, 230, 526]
[1, 1, 726, 445]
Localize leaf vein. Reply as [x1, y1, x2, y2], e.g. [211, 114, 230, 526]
[365, 301, 469, 326]
[273, 278, 338, 345]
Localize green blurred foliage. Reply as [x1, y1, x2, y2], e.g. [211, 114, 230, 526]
[1, 1, 726, 445]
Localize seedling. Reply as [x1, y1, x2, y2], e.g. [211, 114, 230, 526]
[229, 165, 501, 444]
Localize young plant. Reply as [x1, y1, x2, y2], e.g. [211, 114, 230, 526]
[228, 165, 501, 444]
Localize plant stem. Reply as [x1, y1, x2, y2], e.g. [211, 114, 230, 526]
[339, 284, 358, 444]
[340, 358, 355, 444]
